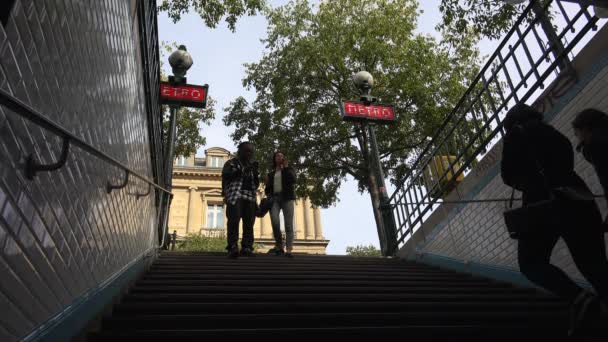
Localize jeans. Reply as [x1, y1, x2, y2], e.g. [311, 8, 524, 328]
[518, 200, 608, 301]
[270, 193, 295, 249]
[226, 198, 256, 250]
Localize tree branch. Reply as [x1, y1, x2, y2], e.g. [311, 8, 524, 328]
[337, 158, 367, 171]
[379, 139, 425, 159]
[275, 122, 358, 150]
[295, 162, 357, 179]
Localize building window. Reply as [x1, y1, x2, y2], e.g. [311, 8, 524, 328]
[207, 156, 223, 168]
[207, 204, 224, 229]
[176, 156, 187, 166]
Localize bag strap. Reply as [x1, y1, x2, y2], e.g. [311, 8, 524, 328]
[508, 189, 515, 209]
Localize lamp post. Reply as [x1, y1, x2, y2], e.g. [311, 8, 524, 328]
[352, 71, 398, 256]
[165, 45, 193, 189]
[158, 45, 193, 246]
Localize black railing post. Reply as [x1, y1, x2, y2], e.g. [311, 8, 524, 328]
[164, 105, 179, 191]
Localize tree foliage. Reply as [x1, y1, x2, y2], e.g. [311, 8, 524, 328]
[176, 233, 261, 252]
[177, 233, 227, 252]
[438, 0, 528, 41]
[224, 0, 483, 208]
[159, 0, 266, 31]
[160, 41, 216, 158]
[346, 244, 382, 257]
[162, 99, 217, 158]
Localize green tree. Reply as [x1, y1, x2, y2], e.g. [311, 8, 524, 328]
[162, 100, 217, 158]
[224, 0, 483, 245]
[159, 0, 266, 31]
[438, 0, 529, 41]
[346, 244, 382, 257]
[160, 41, 216, 158]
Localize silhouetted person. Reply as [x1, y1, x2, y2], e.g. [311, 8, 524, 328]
[501, 104, 608, 335]
[265, 151, 297, 258]
[222, 142, 260, 258]
[171, 230, 177, 251]
[572, 108, 608, 229]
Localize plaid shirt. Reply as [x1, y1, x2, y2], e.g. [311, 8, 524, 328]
[222, 158, 258, 205]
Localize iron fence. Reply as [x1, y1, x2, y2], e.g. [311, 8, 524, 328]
[388, 0, 605, 250]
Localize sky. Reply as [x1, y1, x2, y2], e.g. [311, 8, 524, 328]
[156, 0, 499, 255]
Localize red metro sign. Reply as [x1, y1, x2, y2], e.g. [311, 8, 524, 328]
[341, 101, 396, 123]
[160, 82, 209, 108]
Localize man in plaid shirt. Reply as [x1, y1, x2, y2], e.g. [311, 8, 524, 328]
[222, 142, 260, 258]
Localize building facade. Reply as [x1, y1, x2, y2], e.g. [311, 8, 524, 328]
[169, 147, 329, 254]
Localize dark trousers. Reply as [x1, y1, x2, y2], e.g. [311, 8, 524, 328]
[226, 198, 256, 250]
[518, 200, 608, 302]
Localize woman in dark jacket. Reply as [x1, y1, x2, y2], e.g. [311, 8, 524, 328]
[572, 108, 608, 228]
[501, 104, 608, 333]
[265, 151, 297, 257]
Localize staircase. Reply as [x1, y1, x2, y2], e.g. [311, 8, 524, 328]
[89, 252, 598, 341]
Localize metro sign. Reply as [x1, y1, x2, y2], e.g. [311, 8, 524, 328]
[340, 101, 396, 123]
[160, 82, 209, 108]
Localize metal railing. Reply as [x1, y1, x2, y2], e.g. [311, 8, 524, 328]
[388, 0, 604, 250]
[0, 88, 173, 248]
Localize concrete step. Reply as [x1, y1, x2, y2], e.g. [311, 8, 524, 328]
[141, 273, 481, 281]
[128, 285, 538, 295]
[102, 311, 568, 330]
[135, 279, 516, 287]
[121, 292, 561, 303]
[91, 253, 588, 340]
[89, 325, 573, 340]
[154, 257, 410, 266]
[112, 300, 567, 314]
[148, 264, 447, 272]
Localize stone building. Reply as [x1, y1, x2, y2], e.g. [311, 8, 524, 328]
[168, 147, 329, 254]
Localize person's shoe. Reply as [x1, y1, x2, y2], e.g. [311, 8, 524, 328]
[240, 248, 255, 257]
[568, 290, 597, 336]
[285, 252, 294, 258]
[267, 247, 284, 256]
[227, 246, 239, 259]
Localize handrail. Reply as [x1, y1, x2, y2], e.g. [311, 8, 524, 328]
[393, 193, 604, 205]
[0, 88, 171, 195]
[387, 0, 604, 251]
[0, 88, 173, 250]
[388, 0, 540, 203]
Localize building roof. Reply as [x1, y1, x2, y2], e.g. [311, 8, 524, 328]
[173, 166, 221, 177]
[205, 147, 231, 155]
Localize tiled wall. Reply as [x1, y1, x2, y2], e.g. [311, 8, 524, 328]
[0, 1, 160, 340]
[414, 57, 608, 284]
